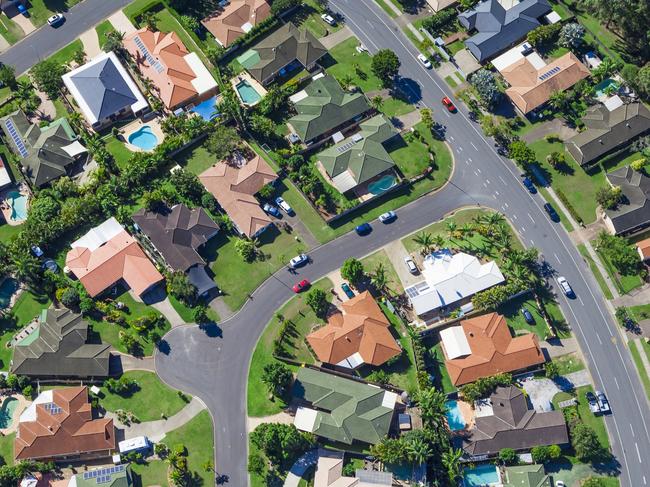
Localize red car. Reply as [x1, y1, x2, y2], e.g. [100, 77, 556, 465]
[292, 279, 310, 293]
[442, 96, 457, 112]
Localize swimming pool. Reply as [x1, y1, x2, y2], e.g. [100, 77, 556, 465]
[0, 278, 18, 309]
[7, 190, 28, 221]
[236, 79, 262, 105]
[594, 78, 619, 97]
[445, 400, 466, 431]
[368, 174, 397, 195]
[128, 125, 159, 151]
[190, 96, 219, 121]
[463, 464, 500, 487]
[0, 397, 18, 429]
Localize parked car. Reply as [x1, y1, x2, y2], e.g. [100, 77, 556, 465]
[289, 254, 308, 269]
[341, 282, 355, 299]
[544, 202, 560, 222]
[417, 53, 432, 69]
[521, 308, 534, 324]
[595, 390, 611, 414]
[556, 481, 566, 487]
[48, 13, 64, 26]
[586, 391, 600, 414]
[356, 44, 369, 53]
[557, 276, 574, 298]
[355, 222, 372, 235]
[522, 177, 537, 194]
[17, 3, 27, 15]
[31, 245, 44, 258]
[321, 13, 336, 25]
[379, 211, 396, 223]
[497, 146, 509, 156]
[441, 96, 457, 112]
[262, 203, 281, 218]
[274, 197, 294, 215]
[404, 256, 418, 274]
[292, 279, 310, 293]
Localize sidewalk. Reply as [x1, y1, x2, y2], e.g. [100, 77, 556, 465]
[631, 339, 650, 381]
[283, 450, 319, 487]
[612, 283, 650, 307]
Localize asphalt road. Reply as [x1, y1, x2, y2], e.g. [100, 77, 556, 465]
[151, 1, 650, 485]
[0, 0, 132, 74]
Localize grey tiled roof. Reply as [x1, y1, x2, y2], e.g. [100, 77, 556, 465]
[605, 166, 650, 234]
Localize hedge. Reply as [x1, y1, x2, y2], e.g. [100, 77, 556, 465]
[555, 189, 584, 225]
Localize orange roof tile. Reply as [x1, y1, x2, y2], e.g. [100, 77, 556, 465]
[442, 312, 545, 386]
[202, 0, 271, 48]
[307, 291, 401, 367]
[637, 238, 650, 260]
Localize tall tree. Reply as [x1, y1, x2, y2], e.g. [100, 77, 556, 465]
[371, 49, 401, 87]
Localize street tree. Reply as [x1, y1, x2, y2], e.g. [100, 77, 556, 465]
[371, 49, 401, 87]
[305, 288, 328, 317]
[340, 258, 365, 286]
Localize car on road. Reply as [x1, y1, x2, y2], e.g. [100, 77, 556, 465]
[586, 391, 600, 414]
[557, 276, 574, 298]
[321, 13, 336, 25]
[341, 282, 355, 299]
[289, 254, 308, 269]
[544, 202, 560, 222]
[522, 177, 537, 194]
[441, 96, 457, 112]
[262, 203, 281, 218]
[292, 279, 310, 293]
[355, 222, 372, 235]
[404, 256, 418, 274]
[521, 308, 534, 324]
[379, 211, 396, 223]
[596, 390, 610, 414]
[417, 53, 432, 69]
[497, 146, 509, 156]
[48, 14, 64, 26]
[274, 197, 294, 215]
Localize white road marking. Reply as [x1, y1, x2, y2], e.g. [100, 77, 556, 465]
[458, 146, 463, 152]
[529, 239, 534, 246]
[596, 332, 603, 344]
[468, 157, 473, 163]
[578, 295, 584, 306]
[636, 442, 642, 462]
[476, 167, 482, 173]
[449, 135, 455, 141]
[464, 159, 469, 165]
[554, 253, 562, 265]
[643, 475, 646, 485]
[494, 190, 499, 196]
[614, 376, 620, 390]
[631, 423, 636, 437]
[504, 202, 509, 208]
[486, 179, 491, 185]
[520, 226, 526, 232]
[471, 142, 478, 151]
[527, 213, 535, 223]
[474, 170, 479, 177]
[499, 176, 507, 184]
[443, 109, 450, 118]
[483, 182, 488, 188]
[512, 214, 517, 220]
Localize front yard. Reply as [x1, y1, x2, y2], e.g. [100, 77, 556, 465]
[388, 122, 453, 180]
[360, 250, 404, 295]
[499, 294, 570, 340]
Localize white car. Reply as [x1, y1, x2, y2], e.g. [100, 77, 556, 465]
[275, 196, 294, 215]
[556, 482, 566, 487]
[378, 211, 396, 223]
[404, 256, 418, 274]
[557, 276, 574, 297]
[289, 254, 309, 269]
[356, 44, 369, 54]
[417, 53, 432, 69]
[321, 13, 336, 25]
[47, 13, 64, 26]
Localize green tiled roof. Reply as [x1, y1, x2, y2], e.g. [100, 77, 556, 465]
[289, 75, 370, 143]
[503, 464, 552, 487]
[318, 114, 397, 193]
[294, 367, 396, 445]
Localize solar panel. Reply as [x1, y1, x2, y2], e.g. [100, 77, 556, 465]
[538, 65, 561, 81]
[134, 35, 165, 73]
[5, 119, 28, 157]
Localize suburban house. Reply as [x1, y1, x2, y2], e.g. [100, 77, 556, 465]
[463, 385, 569, 458]
[497, 50, 590, 114]
[404, 250, 505, 322]
[293, 367, 397, 445]
[316, 114, 398, 195]
[202, 0, 271, 48]
[0, 157, 11, 189]
[306, 291, 401, 369]
[503, 464, 552, 487]
[15, 386, 116, 461]
[425, 0, 457, 12]
[458, 0, 552, 63]
[62, 51, 148, 130]
[11, 307, 111, 379]
[124, 28, 218, 110]
[565, 101, 650, 166]
[132, 204, 220, 297]
[602, 165, 650, 235]
[236, 22, 327, 85]
[440, 312, 545, 386]
[636, 237, 650, 262]
[55, 465, 133, 487]
[312, 449, 393, 487]
[199, 151, 278, 238]
[0, 0, 26, 15]
[0, 110, 86, 188]
[288, 74, 372, 145]
[65, 217, 164, 298]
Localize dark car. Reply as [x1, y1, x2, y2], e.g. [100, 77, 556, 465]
[521, 308, 534, 324]
[544, 202, 560, 222]
[292, 279, 310, 293]
[355, 223, 372, 236]
[586, 391, 600, 414]
[263, 203, 281, 218]
[341, 282, 355, 299]
[522, 177, 537, 194]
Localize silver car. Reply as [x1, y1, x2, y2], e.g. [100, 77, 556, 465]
[404, 256, 418, 274]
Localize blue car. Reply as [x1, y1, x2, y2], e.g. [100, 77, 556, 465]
[355, 223, 372, 236]
[544, 203, 560, 222]
[341, 282, 355, 299]
[521, 308, 534, 324]
[522, 177, 537, 194]
[263, 203, 281, 218]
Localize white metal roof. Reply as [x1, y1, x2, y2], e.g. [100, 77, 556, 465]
[118, 436, 149, 452]
[20, 389, 53, 423]
[544, 11, 561, 23]
[61, 140, 88, 158]
[440, 326, 472, 359]
[604, 95, 624, 112]
[336, 352, 364, 369]
[186, 52, 218, 97]
[0, 161, 11, 189]
[382, 391, 398, 409]
[71, 217, 124, 251]
[290, 89, 309, 103]
[492, 42, 546, 72]
[294, 406, 318, 432]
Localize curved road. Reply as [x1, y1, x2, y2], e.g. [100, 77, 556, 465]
[155, 0, 650, 485]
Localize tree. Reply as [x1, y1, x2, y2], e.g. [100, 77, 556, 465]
[258, 183, 275, 200]
[60, 287, 80, 308]
[235, 238, 256, 262]
[73, 48, 86, 65]
[270, 0, 301, 15]
[441, 448, 463, 485]
[420, 108, 434, 133]
[531, 445, 551, 463]
[370, 437, 407, 464]
[305, 288, 328, 317]
[526, 23, 562, 47]
[637, 65, 650, 97]
[572, 423, 603, 462]
[339, 73, 354, 91]
[544, 361, 559, 379]
[180, 15, 200, 33]
[413, 231, 434, 256]
[250, 423, 314, 467]
[370, 262, 390, 295]
[103, 30, 125, 53]
[205, 125, 241, 161]
[193, 304, 209, 324]
[498, 448, 517, 465]
[141, 11, 158, 31]
[30, 59, 66, 99]
[415, 387, 447, 429]
[0, 64, 17, 89]
[546, 151, 565, 168]
[261, 362, 293, 397]
[595, 232, 640, 276]
[104, 376, 138, 395]
[631, 157, 646, 172]
[370, 95, 384, 111]
[340, 258, 365, 286]
[421, 7, 456, 35]
[250, 113, 277, 140]
[595, 186, 622, 210]
[549, 90, 568, 111]
[248, 451, 266, 476]
[508, 140, 536, 167]
[166, 271, 197, 304]
[170, 168, 204, 205]
[471, 69, 502, 108]
[371, 49, 400, 88]
[405, 437, 432, 465]
[560, 23, 585, 49]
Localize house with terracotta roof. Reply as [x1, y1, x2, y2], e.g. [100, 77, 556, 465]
[307, 291, 401, 369]
[636, 238, 650, 262]
[199, 150, 278, 238]
[499, 51, 590, 115]
[202, 0, 271, 48]
[65, 217, 164, 298]
[124, 28, 218, 110]
[15, 386, 116, 461]
[440, 312, 545, 386]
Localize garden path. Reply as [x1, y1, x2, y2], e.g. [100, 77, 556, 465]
[247, 411, 293, 432]
[283, 449, 319, 487]
[319, 25, 354, 50]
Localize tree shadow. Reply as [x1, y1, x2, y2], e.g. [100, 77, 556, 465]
[156, 339, 171, 355]
[393, 77, 422, 105]
[198, 322, 223, 338]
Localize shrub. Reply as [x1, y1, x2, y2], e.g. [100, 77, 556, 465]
[340, 258, 365, 286]
[460, 373, 513, 402]
[305, 288, 328, 318]
[544, 361, 559, 379]
[595, 186, 622, 210]
[527, 23, 562, 47]
[235, 238, 256, 262]
[471, 69, 502, 108]
[555, 189, 584, 225]
[531, 445, 551, 463]
[421, 8, 456, 35]
[498, 447, 517, 465]
[60, 287, 80, 308]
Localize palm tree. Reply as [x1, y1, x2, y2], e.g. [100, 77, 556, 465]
[432, 234, 445, 251]
[371, 263, 391, 296]
[441, 448, 463, 485]
[340, 73, 354, 90]
[416, 387, 447, 429]
[446, 221, 458, 242]
[370, 95, 384, 112]
[413, 232, 434, 256]
[406, 437, 432, 466]
[460, 223, 474, 240]
[12, 254, 40, 285]
[549, 90, 568, 111]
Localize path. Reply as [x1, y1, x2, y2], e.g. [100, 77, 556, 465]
[521, 119, 578, 144]
[107, 10, 136, 35]
[0, 32, 9, 54]
[247, 411, 293, 432]
[384, 240, 420, 288]
[208, 295, 235, 321]
[612, 283, 650, 308]
[11, 14, 34, 36]
[393, 109, 421, 131]
[150, 297, 186, 327]
[283, 450, 319, 487]
[319, 25, 354, 49]
[79, 28, 101, 59]
[115, 353, 156, 372]
[631, 339, 650, 381]
[32, 88, 56, 122]
[106, 397, 206, 442]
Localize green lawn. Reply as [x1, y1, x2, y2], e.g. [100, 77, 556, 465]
[0, 15, 24, 45]
[123, 0, 161, 21]
[0, 432, 15, 466]
[95, 19, 116, 49]
[98, 371, 187, 422]
[168, 294, 194, 323]
[628, 303, 650, 322]
[446, 40, 465, 55]
[444, 75, 458, 89]
[577, 243, 614, 300]
[498, 295, 560, 340]
[360, 249, 404, 295]
[174, 142, 214, 175]
[105, 136, 135, 170]
[427, 341, 456, 393]
[629, 339, 650, 402]
[595, 246, 643, 295]
[374, 0, 399, 18]
[285, 0, 342, 38]
[553, 385, 610, 450]
[0, 222, 23, 244]
[247, 278, 333, 417]
[388, 122, 453, 180]
[553, 352, 585, 376]
[47, 39, 84, 67]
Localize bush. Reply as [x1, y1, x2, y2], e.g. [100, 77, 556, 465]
[60, 287, 80, 308]
[421, 8, 456, 35]
[595, 186, 622, 210]
[459, 373, 513, 402]
[270, 0, 300, 15]
[498, 447, 517, 465]
[371, 49, 401, 88]
[340, 258, 365, 286]
[556, 189, 584, 225]
[527, 23, 562, 47]
[531, 445, 551, 463]
[544, 361, 559, 379]
[471, 69, 502, 108]
[305, 288, 328, 318]
[235, 238, 256, 262]
[572, 423, 604, 462]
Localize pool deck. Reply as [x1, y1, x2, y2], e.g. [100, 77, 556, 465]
[0, 393, 30, 435]
[119, 118, 165, 153]
[0, 183, 30, 225]
[230, 72, 267, 107]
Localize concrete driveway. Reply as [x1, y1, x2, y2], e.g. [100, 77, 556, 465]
[384, 240, 422, 288]
[520, 370, 592, 411]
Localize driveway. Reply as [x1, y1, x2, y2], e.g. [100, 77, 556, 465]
[107, 10, 136, 35]
[80, 28, 101, 58]
[384, 240, 422, 288]
[11, 14, 34, 36]
[520, 370, 592, 411]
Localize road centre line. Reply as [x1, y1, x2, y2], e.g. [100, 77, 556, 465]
[578, 295, 584, 306]
[614, 376, 620, 389]
[635, 442, 642, 462]
[631, 423, 636, 437]
[596, 332, 603, 344]
[471, 142, 479, 151]
[528, 213, 535, 223]
[554, 253, 562, 264]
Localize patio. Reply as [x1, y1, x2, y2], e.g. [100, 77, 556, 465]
[119, 117, 165, 153]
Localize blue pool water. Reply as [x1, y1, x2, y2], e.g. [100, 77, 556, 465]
[128, 126, 158, 151]
[463, 464, 499, 487]
[594, 78, 619, 97]
[7, 190, 27, 221]
[445, 400, 466, 431]
[0, 278, 18, 309]
[368, 174, 397, 195]
[190, 96, 219, 121]
[0, 397, 17, 429]
[236, 80, 262, 105]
